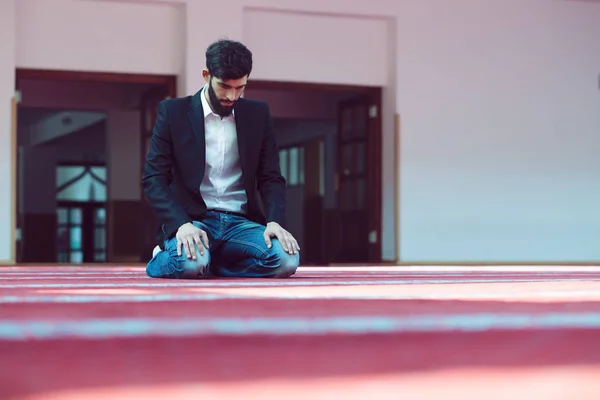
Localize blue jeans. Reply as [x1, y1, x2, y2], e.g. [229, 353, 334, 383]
[146, 211, 300, 279]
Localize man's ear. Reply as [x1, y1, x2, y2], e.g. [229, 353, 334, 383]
[202, 69, 210, 83]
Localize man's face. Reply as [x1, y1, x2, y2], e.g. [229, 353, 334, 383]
[203, 70, 247, 117]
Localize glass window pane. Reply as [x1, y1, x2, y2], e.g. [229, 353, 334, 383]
[95, 208, 106, 225]
[57, 166, 107, 201]
[289, 147, 298, 185]
[91, 179, 107, 202]
[70, 251, 83, 263]
[90, 166, 107, 181]
[70, 208, 82, 224]
[57, 208, 68, 224]
[95, 252, 106, 262]
[57, 171, 92, 201]
[70, 227, 82, 250]
[95, 227, 105, 250]
[279, 150, 288, 181]
[56, 166, 85, 187]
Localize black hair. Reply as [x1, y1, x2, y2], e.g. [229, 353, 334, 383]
[205, 39, 253, 80]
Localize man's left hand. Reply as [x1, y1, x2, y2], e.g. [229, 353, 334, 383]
[263, 222, 300, 255]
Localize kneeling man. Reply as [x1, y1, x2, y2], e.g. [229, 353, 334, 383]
[142, 39, 300, 279]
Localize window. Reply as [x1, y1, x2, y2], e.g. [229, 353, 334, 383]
[279, 146, 305, 187]
[56, 164, 107, 263]
[57, 165, 107, 202]
[57, 206, 83, 263]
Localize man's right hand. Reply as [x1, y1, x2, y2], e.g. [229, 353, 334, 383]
[176, 222, 210, 259]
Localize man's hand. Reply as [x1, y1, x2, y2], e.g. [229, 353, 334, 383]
[263, 222, 300, 255]
[176, 222, 210, 259]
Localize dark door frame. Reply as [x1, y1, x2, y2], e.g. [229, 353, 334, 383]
[15, 69, 177, 88]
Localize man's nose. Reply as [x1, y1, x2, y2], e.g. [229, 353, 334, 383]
[226, 89, 236, 101]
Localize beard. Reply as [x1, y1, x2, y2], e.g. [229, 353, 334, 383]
[208, 79, 236, 117]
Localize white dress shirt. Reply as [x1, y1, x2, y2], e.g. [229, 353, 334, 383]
[199, 85, 248, 214]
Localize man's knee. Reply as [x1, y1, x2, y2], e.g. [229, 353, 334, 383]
[273, 254, 299, 278]
[268, 240, 300, 278]
[177, 251, 210, 278]
[171, 235, 211, 277]
[147, 242, 210, 279]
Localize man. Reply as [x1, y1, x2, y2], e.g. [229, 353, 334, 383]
[142, 39, 300, 279]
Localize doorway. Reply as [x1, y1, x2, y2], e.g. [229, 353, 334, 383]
[245, 81, 383, 264]
[14, 69, 176, 264]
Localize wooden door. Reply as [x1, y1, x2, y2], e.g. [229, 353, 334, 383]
[302, 138, 325, 264]
[139, 85, 174, 260]
[333, 94, 381, 263]
[57, 202, 106, 263]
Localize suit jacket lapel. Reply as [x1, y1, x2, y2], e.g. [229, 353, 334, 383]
[188, 90, 206, 188]
[234, 100, 250, 188]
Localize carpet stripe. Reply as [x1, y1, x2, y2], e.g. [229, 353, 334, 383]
[2, 273, 600, 280]
[1, 312, 600, 340]
[0, 293, 243, 303]
[2, 289, 600, 304]
[2, 278, 600, 289]
[2, 266, 600, 273]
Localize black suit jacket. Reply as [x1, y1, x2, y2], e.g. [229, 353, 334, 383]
[141, 89, 286, 243]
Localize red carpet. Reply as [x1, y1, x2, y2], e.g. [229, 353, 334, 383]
[1, 265, 600, 399]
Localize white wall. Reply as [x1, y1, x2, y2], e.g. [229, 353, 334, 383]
[16, 0, 185, 75]
[242, 9, 389, 86]
[396, 0, 600, 262]
[2, 0, 600, 262]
